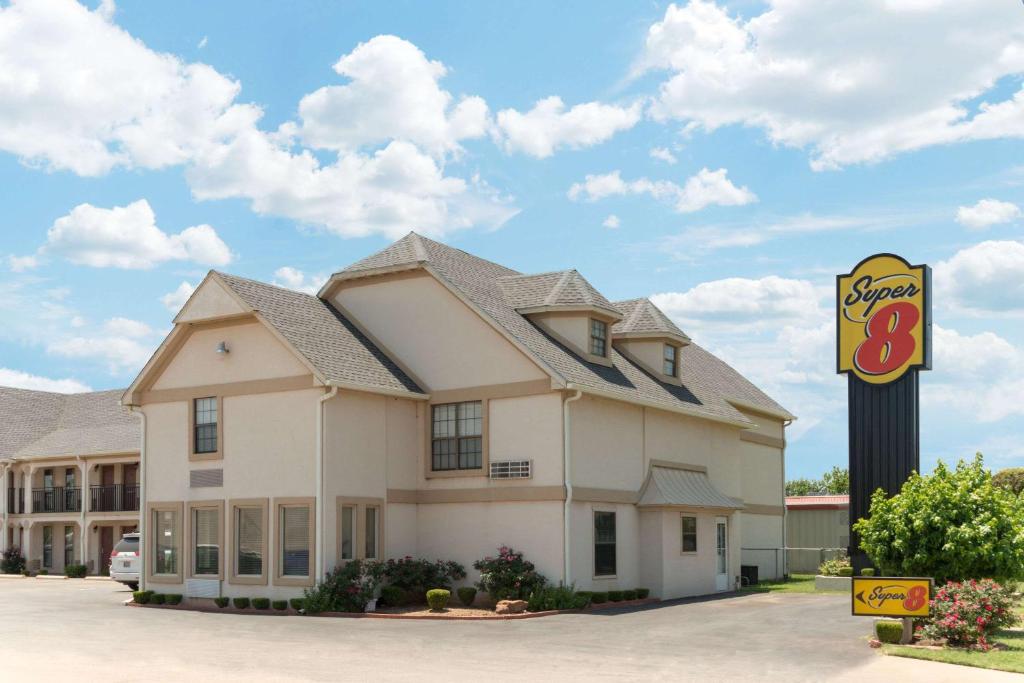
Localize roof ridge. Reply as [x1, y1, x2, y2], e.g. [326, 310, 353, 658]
[544, 269, 575, 306]
[496, 269, 571, 282]
[216, 270, 320, 301]
[408, 232, 429, 261]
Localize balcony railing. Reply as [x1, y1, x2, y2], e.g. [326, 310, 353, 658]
[90, 484, 140, 512]
[6, 488, 23, 514]
[31, 487, 81, 513]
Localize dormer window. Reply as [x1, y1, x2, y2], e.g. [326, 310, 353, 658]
[663, 344, 678, 377]
[589, 319, 608, 357]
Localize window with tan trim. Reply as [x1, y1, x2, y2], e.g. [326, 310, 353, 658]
[681, 515, 697, 553]
[274, 497, 314, 587]
[593, 510, 616, 577]
[431, 401, 483, 471]
[663, 344, 678, 377]
[189, 396, 223, 461]
[229, 498, 268, 586]
[146, 501, 183, 584]
[335, 497, 384, 564]
[187, 500, 224, 579]
[589, 319, 608, 357]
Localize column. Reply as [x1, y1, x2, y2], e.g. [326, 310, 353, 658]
[79, 459, 88, 564]
[21, 521, 32, 571]
[81, 521, 90, 574]
[24, 465, 35, 514]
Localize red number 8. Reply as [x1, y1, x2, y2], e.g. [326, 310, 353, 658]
[903, 585, 927, 611]
[854, 302, 919, 376]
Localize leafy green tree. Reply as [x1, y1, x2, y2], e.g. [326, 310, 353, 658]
[854, 454, 1024, 583]
[821, 466, 849, 494]
[993, 467, 1024, 496]
[785, 477, 824, 496]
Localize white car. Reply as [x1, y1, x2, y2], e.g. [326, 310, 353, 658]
[109, 532, 140, 589]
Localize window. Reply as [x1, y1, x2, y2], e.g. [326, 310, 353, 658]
[589, 319, 608, 357]
[43, 468, 53, 489]
[365, 506, 379, 560]
[339, 505, 355, 561]
[681, 515, 697, 553]
[193, 397, 218, 454]
[42, 525, 52, 568]
[594, 511, 616, 577]
[431, 401, 483, 471]
[280, 504, 311, 579]
[153, 508, 179, 575]
[64, 467, 76, 489]
[231, 500, 267, 584]
[192, 507, 219, 576]
[64, 525, 74, 566]
[663, 344, 678, 377]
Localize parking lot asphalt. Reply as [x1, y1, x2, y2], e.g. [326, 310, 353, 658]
[0, 578, 1014, 682]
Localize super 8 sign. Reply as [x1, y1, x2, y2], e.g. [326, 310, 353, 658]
[852, 577, 933, 618]
[837, 254, 932, 384]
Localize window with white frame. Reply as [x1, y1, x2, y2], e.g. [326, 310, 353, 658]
[589, 319, 608, 357]
[681, 515, 697, 553]
[594, 511, 616, 576]
[431, 401, 483, 471]
[663, 344, 678, 377]
[194, 397, 218, 454]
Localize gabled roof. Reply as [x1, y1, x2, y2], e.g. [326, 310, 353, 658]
[323, 233, 792, 426]
[612, 298, 691, 344]
[498, 271, 623, 319]
[637, 465, 744, 510]
[0, 388, 139, 459]
[214, 273, 424, 397]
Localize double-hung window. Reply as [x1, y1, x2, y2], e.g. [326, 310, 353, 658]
[337, 499, 382, 563]
[42, 525, 52, 569]
[64, 525, 74, 566]
[193, 397, 218, 455]
[153, 508, 179, 575]
[594, 511, 617, 577]
[192, 505, 220, 577]
[431, 401, 483, 471]
[663, 344, 678, 377]
[231, 501, 267, 583]
[681, 515, 697, 553]
[589, 319, 608, 357]
[277, 501, 313, 583]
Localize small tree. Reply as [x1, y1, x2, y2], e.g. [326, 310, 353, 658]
[821, 466, 849, 495]
[854, 454, 1024, 583]
[993, 467, 1024, 496]
[785, 477, 824, 496]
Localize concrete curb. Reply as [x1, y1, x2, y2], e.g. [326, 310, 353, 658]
[34, 574, 68, 580]
[815, 575, 852, 591]
[0, 574, 27, 579]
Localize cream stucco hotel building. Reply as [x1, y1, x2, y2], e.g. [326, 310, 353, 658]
[120, 233, 792, 601]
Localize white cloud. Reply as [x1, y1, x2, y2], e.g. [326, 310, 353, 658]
[602, 214, 621, 229]
[272, 267, 328, 295]
[7, 255, 38, 272]
[934, 240, 1024, 314]
[297, 35, 489, 157]
[496, 96, 641, 158]
[652, 276, 825, 331]
[0, 367, 92, 393]
[103, 317, 154, 339]
[47, 317, 159, 374]
[197, 36, 208, 49]
[161, 281, 196, 313]
[41, 199, 233, 269]
[638, 1, 1024, 170]
[568, 168, 756, 213]
[649, 147, 678, 164]
[955, 199, 1022, 230]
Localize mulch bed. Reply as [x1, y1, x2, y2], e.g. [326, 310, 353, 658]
[128, 597, 659, 620]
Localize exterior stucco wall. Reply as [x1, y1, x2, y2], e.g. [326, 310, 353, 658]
[570, 501, 640, 592]
[739, 441, 784, 506]
[530, 314, 591, 359]
[740, 513, 785, 581]
[175, 278, 247, 322]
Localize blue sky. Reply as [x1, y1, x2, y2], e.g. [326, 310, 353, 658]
[2, 0, 1023, 479]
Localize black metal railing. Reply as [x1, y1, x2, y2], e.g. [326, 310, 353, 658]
[31, 487, 81, 513]
[90, 484, 140, 512]
[6, 488, 23, 514]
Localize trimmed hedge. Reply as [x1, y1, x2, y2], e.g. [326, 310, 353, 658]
[838, 567, 854, 577]
[272, 600, 288, 611]
[214, 597, 229, 608]
[875, 620, 904, 644]
[165, 594, 183, 605]
[64, 563, 87, 578]
[860, 568, 876, 577]
[457, 586, 477, 607]
[289, 598, 305, 611]
[635, 588, 650, 599]
[253, 597, 271, 610]
[426, 588, 450, 611]
[590, 592, 608, 604]
[133, 590, 154, 605]
[150, 593, 166, 605]
[379, 585, 405, 607]
[232, 597, 250, 609]
[608, 590, 624, 602]
[622, 589, 638, 601]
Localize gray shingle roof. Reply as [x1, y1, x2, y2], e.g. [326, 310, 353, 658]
[215, 272, 423, 396]
[638, 466, 744, 510]
[334, 233, 791, 424]
[0, 388, 139, 459]
[498, 271, 622, 317]
[613, 298, 690, 342]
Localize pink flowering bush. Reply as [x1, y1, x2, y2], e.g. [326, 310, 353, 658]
[919, 579, 1018, 650]
[473, 546, 547, 600]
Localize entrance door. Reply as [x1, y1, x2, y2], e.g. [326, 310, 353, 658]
[122, 464, 138, 511]
[98, 527, 114, 576]
[99, 465, 115, 511]
[715, 517, 729, 592]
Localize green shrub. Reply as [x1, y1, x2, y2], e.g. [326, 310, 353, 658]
[608, 590, 624, 602]
[165, 594, 183, 605]
[253, 597, 270, 610]
[289, 598, 305, 611]
[855, 455, 1024, 583]
[921, 579, 1019, 649]
[38, 569, 48, 576]
[875, 620, 904, 644]
[426, 588, 450, 611]
[21, 570, 30, 577]
[232, 597, 250, 609]
[860, 568, 876, 577]
[993, 467, 1024, 495]
[590, 592, 608, 604]
[379, 585, 406, 607]
[636, 588, 650, 599]
[303, 559, 385, 614]
[1, 546, 26, 574]
[272, 600, 288, 611]
[214, 597, 229, 608]
[64, 563, 87, 578]
[456, 586, 477, 607]
[837, 567, 854, 577]
[133, 590, 152, 605]
[473, 546, 546, 600]
[527, 584, 590, 611]
[150, 593, 166, 605]
[382, 557, 466, 594]
[622, 589, 638, 601]
[818, 553, 852, 577]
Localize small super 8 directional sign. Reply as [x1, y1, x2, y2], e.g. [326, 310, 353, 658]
[851, 577, 932, 618]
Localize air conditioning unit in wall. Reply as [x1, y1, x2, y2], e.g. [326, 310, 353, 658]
[489, 460, 532, 480]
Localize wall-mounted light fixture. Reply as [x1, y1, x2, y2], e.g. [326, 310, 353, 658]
[216, 341, 230, 355]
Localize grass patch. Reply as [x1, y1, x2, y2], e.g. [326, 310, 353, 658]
[739, 574, 822, 594]
[884, 631, 1024, 674]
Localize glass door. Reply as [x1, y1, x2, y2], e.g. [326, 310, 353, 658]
[715, 517, 728, 592]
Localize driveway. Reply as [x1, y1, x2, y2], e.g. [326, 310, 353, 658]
[0, 578, 1013, 682]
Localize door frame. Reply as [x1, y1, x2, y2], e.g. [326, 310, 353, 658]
[715, 516, 729, 592]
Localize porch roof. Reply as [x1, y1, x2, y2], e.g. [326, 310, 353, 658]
[637, 465, 744, 511]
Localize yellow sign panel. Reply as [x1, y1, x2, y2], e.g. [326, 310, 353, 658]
[851, 577, 932, 618]
[837, 254, 931, 384]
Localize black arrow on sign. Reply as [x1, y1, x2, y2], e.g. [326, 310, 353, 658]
[855, 591, 866, 604]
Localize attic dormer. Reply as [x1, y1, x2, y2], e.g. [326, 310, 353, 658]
[499, 270, 623, 367]
[611, 298, 691, 385]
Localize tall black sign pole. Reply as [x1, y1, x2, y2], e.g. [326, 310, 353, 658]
[837, 254, 931, 573]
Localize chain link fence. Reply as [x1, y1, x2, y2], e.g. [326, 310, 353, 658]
[741, 547, 847, 582]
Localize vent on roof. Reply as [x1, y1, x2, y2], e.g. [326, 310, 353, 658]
[190, 468, 223, 488]
[489, 460, 531, 480]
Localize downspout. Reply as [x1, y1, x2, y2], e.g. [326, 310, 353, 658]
[129, 407, 146, 590]
[316, 386, 339, 584]
[562, 389, 583, 585]
[781, 418, 792, 579]
[1, 461, 7, 552]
